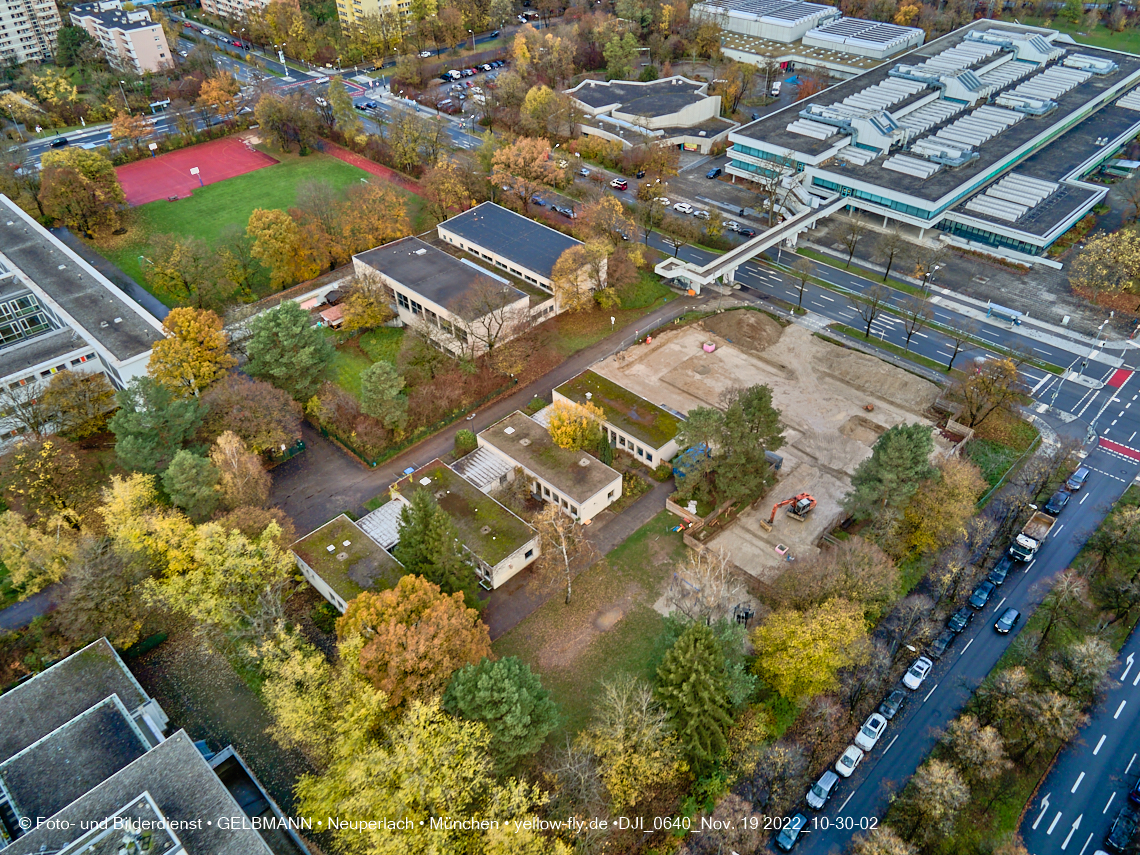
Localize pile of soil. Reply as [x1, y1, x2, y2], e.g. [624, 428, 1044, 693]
[702, 309, 783, 354]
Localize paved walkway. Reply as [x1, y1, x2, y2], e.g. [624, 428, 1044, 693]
[0, 585, 59, 632]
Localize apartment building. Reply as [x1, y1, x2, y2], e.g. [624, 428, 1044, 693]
[70, 0, 171, 73]
[0, 0, 60, 65]
[201, 0, 297, 22]
[335, 0, 408, 31]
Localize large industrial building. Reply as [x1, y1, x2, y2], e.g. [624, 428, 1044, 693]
[726, 21, 1140, 257]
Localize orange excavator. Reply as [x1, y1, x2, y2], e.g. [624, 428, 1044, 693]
[758, 493, 816, 532]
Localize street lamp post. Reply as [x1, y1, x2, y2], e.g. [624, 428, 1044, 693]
[118, 80, 131, 114]
[468, 29, 475, 51]
[6, 106, 23, 141]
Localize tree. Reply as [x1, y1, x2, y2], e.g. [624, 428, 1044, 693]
[579, 195, 636, 246]
[679, 794, 764, 855]
[447, 276, 531, 356]
[551, 244, 602, 312]
[1034, 569, 1090, 651]
[532, 502, 597, 605]
[198, 72, 240, 119]
[945, 320, 980, 371]
[876, 228, 911, 282]
[737, 739, 808, 814]
[603, 32, 640, 79]
[546, 399, 604, 450]
[843, 422, 937, 522]
[491, 136, 559, 215]
[791, 257, 813, 308]
[161, 450, 221, 522]
[54, 24, 95, 66]
[109, 112, 151, 152]
[246, 208, 303, 289]
[443, 656, 559, 770]
[245, 301, 335, 401]
[899, 294, 933, 352]
[210, 431, 271, 509]
[751, 598, 868, 700]
[199, 373, 302, 454]
[39, 147, 125, 234]
[849, 283, 892, 339]
[146, 234, 227, 309]
[423, 157, 473, 222]
[769, 537, 899, 618]
[3, 436, 98, 530]
[337, 180, 411, 256]
[148, 308, 236, 399]
[109, 377, 203, 474]
[55, 536, 154, 649]
[894, 759, 970, 844]
[0, 510, 74, 596]
[0, 378, 51, 438]
[661, 215, 702, 257]
[31, 68, 79, 107]
[489, 0, 514, 28]
[392, 489, 479, 603]
[656, 621, 733, 771]
[254, 92, 319, 154]
[839, 216, 868, 268]
[895, 457, 986, 557]
[359, 361, 408, 431]
[581, 674, 686, 810]
[339, 273, 396, 334]
[850, 826, 918, 855]
[257, 625, 342, 756]
[944, 714, 1010, 788]
[217, 223, 260, 296]
[337, 575, 491, 706]
[952, 356, 1024, 429]
[40, 370, 115, 440]
[667, 547, 745, 624]
[327, 76, 360, 134]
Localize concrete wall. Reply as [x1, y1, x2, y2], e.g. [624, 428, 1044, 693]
[485, 536, 540, 589]
[293, 553, 350, 613]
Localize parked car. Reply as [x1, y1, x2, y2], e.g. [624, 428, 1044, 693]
[969, 580, 996, 610]
[988, 555, 1012, 587]
[854, 712, 888, 752]
[654, 197, 670, 206]
[706, 167, 723, 179]
[738, 228, 758, 238]
[928, 628, 955, 659]
[902, 656, 933, 690]
[673, 202, 694, 214]
[694, 210, 710, 220]
[722, 220, 740, 232]
[771, 81, 783, 96]
[835, 745, 865, 777]
[531, 195, 546, 206]
[878, 688, 907, 720]
[994, 607, 1021, 634]
[947, 607, 973, 634]
[610, 178, 627, 190]
[774, 814, 808, 852]
[635, 169, 646, 178]
[806, 770, 840, 810]
[578, 167, 590, 177]
[552, 205, 576, 219]
[480, 63, 492, 71]
[1130, 776, 1140, 805]
[1043, 490, 1070, 514]
[1066, 466, 1091, 491]
[419, 50, 432, 57]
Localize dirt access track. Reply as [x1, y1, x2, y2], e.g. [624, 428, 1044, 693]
[592, 310, 948, 581]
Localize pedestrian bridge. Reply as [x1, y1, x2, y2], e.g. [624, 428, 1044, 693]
[654, 194, 845, 292]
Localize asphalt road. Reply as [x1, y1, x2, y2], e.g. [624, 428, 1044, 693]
[1022, 628, 1140, 855]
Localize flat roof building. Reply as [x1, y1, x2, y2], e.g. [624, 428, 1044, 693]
[291, 514, 405, 612]
[0, 0, 60, 65]
[70, 0, 171, 73]
[437, 202, 589, 297]
[202, 0, 297, 21]
[564, 76, 737, 154]
[553, 370, 683, 465]
[726, 21, 1140, 257]
[478, 411, 623, 523]
[0, 194, 165, 442]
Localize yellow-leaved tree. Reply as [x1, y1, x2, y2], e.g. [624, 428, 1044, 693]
[546, 398, 605, 450]
[0, 510, 74, 597]
[147, 307, 236, 399]
[246, 208, 303, 289]
[1069, 230, 1140, 298]
[895, 457, 987, 558]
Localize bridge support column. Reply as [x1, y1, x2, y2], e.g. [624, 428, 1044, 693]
[722, 267, 735, 289]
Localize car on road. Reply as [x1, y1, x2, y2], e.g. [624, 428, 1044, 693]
[419, 50, 432, 57]
[928, 628, 955, 659]
[988, 555, 1012, 587]
[654, 197, 670, 206]
[693, 210, 710, 220]
[994, 607, 1021, 634]
[552, 205, 576, 218]
[673, 202, 694, 214]
[948, 607, 973, 633]
[806, 770, 839, 810]
[738, 228, 758, 238]
[835, 744, 865, 777]
[610, 178, 627, 190]
[1044, 490, 1071, 514]
[774, 813, 807, 851]
[722, 220, 740, 232]
[1066, 466, 1091, 491]
[635, 169, 646, 178]
[706, 167, 722, 179]
[49, 137, 69, 148]
[530, 196, 546, 206]
[178, 49, 188, 57]
[902, 656, 933, 690]
[854, 712, 888, 752]
[490, 30, 500, 37]
[878, 688, 907, 720]
[969, 580, 996, 610]
[578, 167, 590, 177]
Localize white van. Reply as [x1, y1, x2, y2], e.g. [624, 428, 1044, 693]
[771, 81, 782, 97]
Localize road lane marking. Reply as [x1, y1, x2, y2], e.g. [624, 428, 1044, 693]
[923, 682, 939, 702]
[1127, 753, 1137, 774]
[1055, 524, 1065, 535]
[818, 294, 835, 302]
[1027, 558, 1036, 573]
[882, 734, 899, 754]
[1115, 700, 1127, 719]
[1122, 653, 1134, 683]
[1048, 811, 1062, 834]
[961, 638, 974, 654]
[1134, 669, 1140, 686]
[1077, 832, 1094, 855]
[1061, 814, 1082, 849]
[996, 597, 1007, 609]
[1132, 432, 1138, 442]
[1034, 794, 1053, 829]
[1095, 735, 1106, 755]
[838, 792, 854, 814]
[1106, 792, 1116, 813]
[1081, 493, 1090, 504]
[1072, 772, 1085, 793]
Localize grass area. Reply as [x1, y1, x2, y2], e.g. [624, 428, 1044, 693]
[898, 553, 932, 597]
[493, 509, 687, 735]
[291, 515, 404, 601]
[972, 406, 1039, 452]
[547, 271, 674, 357]
[0, 561, 17, 610]
[101, 147, 429, 306]
[322, 328, 405, 400]
[556, 369, 680, 448]
[965, 439, 1021, 488]
[830, 322, 951, 375]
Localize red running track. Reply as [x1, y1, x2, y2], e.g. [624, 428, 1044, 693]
[116, 136, 279, 206]
[318, 140, 424, 197]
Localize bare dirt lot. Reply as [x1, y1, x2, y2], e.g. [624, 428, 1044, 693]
[593, 311, 947, 581]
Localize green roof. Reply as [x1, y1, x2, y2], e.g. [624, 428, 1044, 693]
[291, 515, 404, 601]
[395, 460, 535, 567]
[556, 370, 681, 448]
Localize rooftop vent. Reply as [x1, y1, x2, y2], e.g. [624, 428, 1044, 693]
[585, 392, 592, 400]
[504, 426, 515, 435]
[419, 476, 433, 486]
[579, 457, 591, 467]
[480, 525, 492, 535]
[326, 544, 336, 552]
[414, 248, 427, 255]
[520, 438, 532, 446]
[113, 317, 123, 323]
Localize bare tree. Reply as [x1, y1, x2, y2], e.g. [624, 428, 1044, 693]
[751, 152, 799, 226]
[849, 283, 892, 338]
[667, 547, 746, 624]
[736, 739, 809, 814]
[839, 216, 868, 268]
[0, 378, 51, 437]
[791, 257, 813, 308]
[1033, 569, 1090, 651]
[533, 503, 598, 604]
[944, 320, 980, 371]
[876, 228, 911, 282]
[913, 242, 951, 291]
[838, 638, 891, 717]
[886, 593, 935, 661]
[899, 294, 933, 352]
[448, 276, 531, 357]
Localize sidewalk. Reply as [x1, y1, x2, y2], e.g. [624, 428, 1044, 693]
[0, 585, 59, 632]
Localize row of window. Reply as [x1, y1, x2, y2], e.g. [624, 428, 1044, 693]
[448, 237, 548, 289]
[810, 177, 936, 221]
[938, 219, 1044, 256]
[537, 482, 579, 517]
[394, 287, 470, 343]
[607, 427, 653, 462]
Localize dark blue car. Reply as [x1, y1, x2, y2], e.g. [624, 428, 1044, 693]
[706, 167, 722, 179]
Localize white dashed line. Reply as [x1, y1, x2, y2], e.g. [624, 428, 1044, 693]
[1072, 772, 1085, 793]
[961, 638, 974, 654]
[882, 734, 899, 754]
[1094, 735, 1106, 755]
[1081, 493, 1090, 504]
[1127, 753, 1137, 775]
[838, 792, 854, 814]
[1048, 812, 1062, 835]
[1105, 792, 1116, 814]
[923, 682, 939, 702]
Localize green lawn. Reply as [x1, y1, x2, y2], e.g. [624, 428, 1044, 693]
[549, 272, 675, 357]
[0, 561, 17, 610]
[493, 509, 688, 735]
[323, 328, 405, 400]
[102, 148, 428, 306]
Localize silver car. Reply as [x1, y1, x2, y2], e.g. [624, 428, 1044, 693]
[806, 770, 839, 809]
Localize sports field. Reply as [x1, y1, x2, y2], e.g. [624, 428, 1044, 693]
[116, 136, 279, 206]
[102, 144, 427, 305]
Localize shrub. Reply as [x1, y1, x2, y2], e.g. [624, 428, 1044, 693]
[455, 429, 477, 456]
[524, 396, 547, 415]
